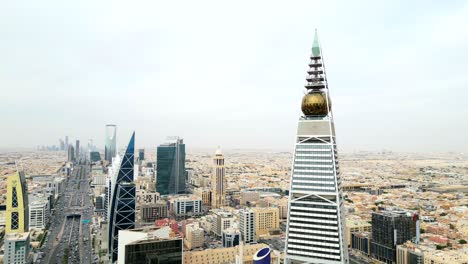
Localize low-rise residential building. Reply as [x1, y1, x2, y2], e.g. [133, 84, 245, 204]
[183, 243, 278, 264]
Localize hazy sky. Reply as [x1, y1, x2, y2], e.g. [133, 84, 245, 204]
[1, 1, 468, 152]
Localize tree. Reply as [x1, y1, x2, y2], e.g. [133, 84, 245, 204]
[459, 239, 467, 244]
[436, 245, 446, 250]
[440, 212, 448, 217]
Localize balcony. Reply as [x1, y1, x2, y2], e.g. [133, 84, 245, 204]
[306, 75, 325, 82]
[305, 82, 326, 89]
[307, 69, 324, 74]
[308, 62, 323, 67]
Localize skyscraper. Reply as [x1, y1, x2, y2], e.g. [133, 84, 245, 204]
[108, 132, 136, 262]
[211, 147, 226, 208]
[284, 31, 348, 263]
[6, 171, 29, 234]
[138, 148, 145, 162]
[75, 139, 80, 160]
[105, 124, 117, 163]
[68, 145, 75, 162]
[65, 135, 69, 150]
[156, 137, 186, 195]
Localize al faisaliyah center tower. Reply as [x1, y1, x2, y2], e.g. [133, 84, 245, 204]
[284, 31, 349, 264]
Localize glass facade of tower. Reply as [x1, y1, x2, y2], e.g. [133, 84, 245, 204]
[156, 138, 186, 195]
[124, 238, 183, 264]
[284, 31, 348, 264]
[105, 124, 117, 163]
[109, 132, 136, 262]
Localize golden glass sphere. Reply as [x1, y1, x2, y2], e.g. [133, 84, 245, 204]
[301, 91, 330, 116]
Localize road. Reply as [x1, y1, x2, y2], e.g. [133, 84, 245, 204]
[37, 163, 95, 264]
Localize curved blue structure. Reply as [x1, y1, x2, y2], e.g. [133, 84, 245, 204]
[253, 247, 271, 264]
[108, 132, 136, 262]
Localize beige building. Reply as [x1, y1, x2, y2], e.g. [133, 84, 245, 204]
[423, 250, 468, 264]
[240, 191, 260, 205]
[194, 187, 212, 206]
[253, 207, 279, 238]
[213, 211, 235, 238]
[211, 147, 226, 208]
[346, 218, 372, 247]
[396, 242, 423, 264]
[265, 197, 288, 219]
[185, 222, 205, 250]
[183, 243, 279, 264]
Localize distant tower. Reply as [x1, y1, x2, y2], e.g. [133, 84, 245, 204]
[5, 171, 29, 233]
[284, 30, 348, 263]
[75, 140, 80, 160]
[65, 136, 69, 150]
[68, 145, 75, 162]
[211, 146, 226, 208]
[105, 124, 117, 163]
[108, 132, 136, 262]
[156, 137, 186, 195]
[138, 149, 145, 162]
[59, 139, 65, 151]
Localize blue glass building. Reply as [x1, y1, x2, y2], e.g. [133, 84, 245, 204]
[156, 137, 186, 195]
[108, 132, 136, 262]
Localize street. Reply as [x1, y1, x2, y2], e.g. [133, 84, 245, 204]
[37, 164, 96, 264]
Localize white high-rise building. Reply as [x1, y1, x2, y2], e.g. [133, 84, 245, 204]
[211, 147, 226, 208]
[284, 31, 348, 263]
[239, 208, 256, 244]
[29, 199, 49, 230]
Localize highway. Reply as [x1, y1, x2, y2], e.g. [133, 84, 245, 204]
[37, 163, 95, 264]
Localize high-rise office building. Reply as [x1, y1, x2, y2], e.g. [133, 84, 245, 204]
[239, 208, 256, 244]
[65, 136, 69, 150]
[105, 124, 117, 163]
[211, 147, 226, 208]
[59, 139, 65, 151]
[371, 210, 416, 263]
[138, 148, 145, 162]
[90, 151, 101, 162]
[108, 132, 136, 262]
[6, 171, 29, 234]
[284, 31, 348, 263]
[156, 137, 186, 195]
[68, 145, 75, 162]
[75, 139, 80, 160]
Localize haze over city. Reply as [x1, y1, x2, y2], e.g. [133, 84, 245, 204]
[1, 0, 468, 152]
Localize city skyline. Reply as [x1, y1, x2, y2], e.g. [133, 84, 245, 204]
[1, 1, 468, 152]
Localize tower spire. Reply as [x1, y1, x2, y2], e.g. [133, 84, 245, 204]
[302, 29, 331, 116]
[312, 29, 321, 57]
